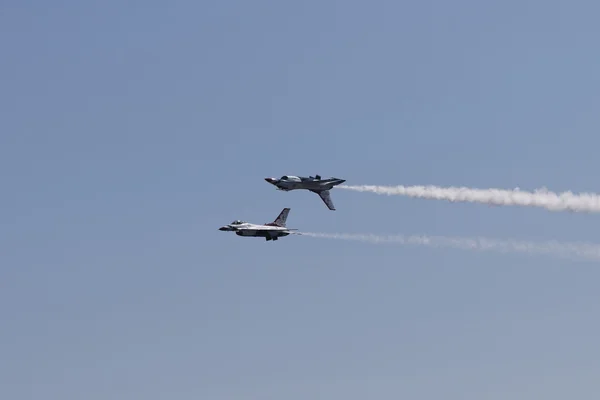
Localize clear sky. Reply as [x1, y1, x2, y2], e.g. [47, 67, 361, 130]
[2, 1, 600, 399]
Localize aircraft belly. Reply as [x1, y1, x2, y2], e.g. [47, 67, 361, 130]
[236, 230, 286, 238]
[236, 230, 259, 236]
[310, 183, 330, 191]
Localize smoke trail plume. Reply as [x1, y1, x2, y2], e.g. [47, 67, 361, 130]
[338, 184, 600, 213]
[300, 232, 600, 261]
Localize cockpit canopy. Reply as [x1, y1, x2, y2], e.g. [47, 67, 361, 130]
[230, 220, 244, 225]
[281, 175, 301, 182]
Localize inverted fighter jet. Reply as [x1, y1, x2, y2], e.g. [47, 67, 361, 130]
[264, 175, 346, 210]
[218, 208, 298, 241]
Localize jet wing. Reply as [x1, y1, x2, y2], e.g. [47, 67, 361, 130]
[312, 189, 335, 210]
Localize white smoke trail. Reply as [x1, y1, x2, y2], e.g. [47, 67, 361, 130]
[338, 184, 600, 213]
[300, 232, 600, 261]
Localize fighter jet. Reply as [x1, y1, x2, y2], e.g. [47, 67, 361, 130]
[218, 208, 298, 241]
[264, 174, 346, 210]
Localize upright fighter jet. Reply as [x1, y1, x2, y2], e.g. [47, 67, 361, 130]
[264, 174, 346, 210]
[218, 208, 298, 241]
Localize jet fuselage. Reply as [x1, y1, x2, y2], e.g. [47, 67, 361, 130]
[218, 223, 290, 240]
[264, 176, 345, 192]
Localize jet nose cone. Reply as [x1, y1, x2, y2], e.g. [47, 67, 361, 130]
[218, 226, 228, 231]
[265, 177, 276, 183]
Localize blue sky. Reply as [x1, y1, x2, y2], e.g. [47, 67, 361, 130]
[2, 1, 600, 398]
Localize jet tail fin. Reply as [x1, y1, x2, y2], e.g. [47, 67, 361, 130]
[271, 208, 290, 227]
